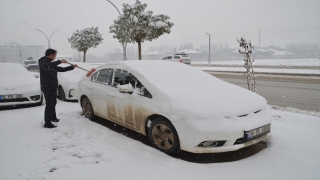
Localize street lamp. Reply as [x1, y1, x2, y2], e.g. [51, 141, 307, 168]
[11, 40, 26, 64]
[106, 0, 121, 15]
[34, 28, 59, 49]
[106, 0, 127, 61]
[206, 33, 211, 64]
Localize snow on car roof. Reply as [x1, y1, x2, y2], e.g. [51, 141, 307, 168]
[118, 60, 222, 90]
[0, 63, 38, 89]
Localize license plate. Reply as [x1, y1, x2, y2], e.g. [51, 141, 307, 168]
[244, 124, 270, 141]
[1, 94, 23, 99]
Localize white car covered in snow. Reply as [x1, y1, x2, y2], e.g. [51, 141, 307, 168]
[0, 63, 42, 107]
[162, 53, 191, 64]
[78, 60, 272, 155]
[23, 60, 39, 70]
[57, 62, 96, 101]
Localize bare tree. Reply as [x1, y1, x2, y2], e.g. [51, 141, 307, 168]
[237, 37, 256, 92]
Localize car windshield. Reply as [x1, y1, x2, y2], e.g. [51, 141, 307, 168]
[24, 61, 37, 65]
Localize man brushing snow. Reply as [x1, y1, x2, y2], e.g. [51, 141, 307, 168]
[38, 49, 78, 128]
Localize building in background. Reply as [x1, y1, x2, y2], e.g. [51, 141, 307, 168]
[0, 43, 45, 63]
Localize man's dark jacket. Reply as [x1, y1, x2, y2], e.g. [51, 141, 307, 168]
[38, 56, 74, 90]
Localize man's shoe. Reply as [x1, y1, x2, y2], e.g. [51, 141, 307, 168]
[44, 123, 57, 128]
[51, 119, 60, 122]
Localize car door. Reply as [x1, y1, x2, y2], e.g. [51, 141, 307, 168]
[107, 69, 144, 131]
[90, 68, 113, 118]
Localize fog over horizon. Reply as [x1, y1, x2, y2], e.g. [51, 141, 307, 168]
[1, 0, 319, 57]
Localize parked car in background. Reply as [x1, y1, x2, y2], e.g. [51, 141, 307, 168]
[78, 60, 272, 155]
[0, 63, 42, 107]
[23, 60, 39, 70]
[57, 62, 96, 101]
[162, 53, 191, 64]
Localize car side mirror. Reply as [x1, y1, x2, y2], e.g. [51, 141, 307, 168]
[118, 84, 133, 93]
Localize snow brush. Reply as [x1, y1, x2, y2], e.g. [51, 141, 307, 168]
[66, 62, 96, 77]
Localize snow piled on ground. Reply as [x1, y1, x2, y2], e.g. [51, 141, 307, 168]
[0, 101, 319, 180]
[196, 66, 320, 75]
[270, 105, 320, 117]
[192, 58, 320, 67]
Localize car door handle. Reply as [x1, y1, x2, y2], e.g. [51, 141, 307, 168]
[88, 85, 93, 89]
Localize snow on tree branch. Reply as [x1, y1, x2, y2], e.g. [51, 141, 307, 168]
[109, 0, 174, 60]
[237, 37, 257, 92]
[68, 27, 103, 62]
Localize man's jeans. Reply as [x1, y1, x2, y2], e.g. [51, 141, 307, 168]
[42, 88, 57, 124]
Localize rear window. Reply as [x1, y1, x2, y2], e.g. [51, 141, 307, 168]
[174, 56, 180, 59]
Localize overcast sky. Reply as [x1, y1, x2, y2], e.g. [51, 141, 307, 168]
[0, 0, 319, 56]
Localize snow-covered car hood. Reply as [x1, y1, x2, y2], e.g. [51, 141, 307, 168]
[0, 63, 40, 94]
[166, 82, 266, 118]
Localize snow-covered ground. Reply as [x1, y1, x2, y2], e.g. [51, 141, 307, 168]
[196, 66, 320, 75]
[1, 101, 319, 180]
[192, 58, 320, 67]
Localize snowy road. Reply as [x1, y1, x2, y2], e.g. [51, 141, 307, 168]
[210, 73, 320, 112]
[0, 101, 319, 180]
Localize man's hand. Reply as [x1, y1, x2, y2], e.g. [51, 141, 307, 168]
[73, 64, 78, 68]
[60, 59, 67, 63]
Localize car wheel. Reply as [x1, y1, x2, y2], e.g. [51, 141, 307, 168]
[82, 97, 95, 121]
[148, 117, 180, 155]
[58, 86, 66, 101]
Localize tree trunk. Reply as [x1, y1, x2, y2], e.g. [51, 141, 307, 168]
[122, 42, 127, 61]
[83, 50, 87, 63]
[138, 40, 142, 60]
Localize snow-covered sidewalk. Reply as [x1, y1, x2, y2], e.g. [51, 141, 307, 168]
[0, 101, 319, 180]
[196, 66, 320, 75]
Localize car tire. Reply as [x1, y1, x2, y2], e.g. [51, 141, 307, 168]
[81, 97, 95, 121]
[148, 117, 180, 155]
[58, 86, 66, 101]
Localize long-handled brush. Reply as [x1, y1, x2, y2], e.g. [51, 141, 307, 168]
[66, 62, 96, 77]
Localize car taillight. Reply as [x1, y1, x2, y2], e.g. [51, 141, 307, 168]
[180, 59, 182, 63]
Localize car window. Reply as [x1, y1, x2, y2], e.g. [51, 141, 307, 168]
[112, 69, 128, 87]
[92, 69, 113, 85]
[112, 69, 152, 98]
[168, 56, 172, 59]
[174, 56, 180, 59]
[91, 71, 100, 82]
[128, 73, 152, 98]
